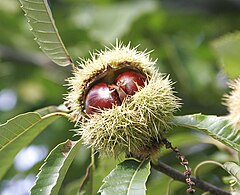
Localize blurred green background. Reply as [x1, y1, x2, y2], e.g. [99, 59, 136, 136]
[0, 0, 239, 194]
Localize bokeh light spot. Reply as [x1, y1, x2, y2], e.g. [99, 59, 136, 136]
[14, 145, 48, 172]
[0, 89, 17, 111]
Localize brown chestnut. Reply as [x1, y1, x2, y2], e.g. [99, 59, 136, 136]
[116, 71, 146, 96]
[85, 71, 146, 114]
[85, 83, 121, 114]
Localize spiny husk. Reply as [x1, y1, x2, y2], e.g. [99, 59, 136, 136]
[65, 43, 181, 158]
[79, 72, 180, 158]
[223, 77, 240, 129]
[65, 42, 155, 119]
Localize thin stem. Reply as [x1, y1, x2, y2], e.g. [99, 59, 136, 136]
[91, 147, 95, 195]
[194, 160, 224, 177]
[167, 179, 174, 195]
[79, 148, 95, 194]
[163, 139, 195, 194]
[151, 161, 231, 195]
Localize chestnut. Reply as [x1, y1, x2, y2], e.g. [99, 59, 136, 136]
[85, 83, 121, 114]
[84, 71, 146, 114]
[66, 44, 181, 158]
[116, 71, 146, 96]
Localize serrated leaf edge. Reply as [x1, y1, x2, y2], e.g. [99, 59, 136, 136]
[19, 0, 74, 66]
[30, 139, 81, 195]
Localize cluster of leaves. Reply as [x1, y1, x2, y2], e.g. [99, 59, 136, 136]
[0, 0, 239, 194]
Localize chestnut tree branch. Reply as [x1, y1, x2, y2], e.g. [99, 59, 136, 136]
[151, 160, 231, 195]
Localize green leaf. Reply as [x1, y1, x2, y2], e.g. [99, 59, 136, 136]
[30, 139, 82, 195]
[19, 0, 73, 66]
[212, 32, 240, 78]
[0, 112, 61, 179]
[173, 114, 240, 152]
[99, 159, 150, 195]
[35, 104, 69, 117]
[223, 162, 240, 194]
[223, 162, 240, 183]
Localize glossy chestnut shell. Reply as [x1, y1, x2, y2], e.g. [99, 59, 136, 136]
[84, 71, 146, 114]
[116, 71, 146, 96]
